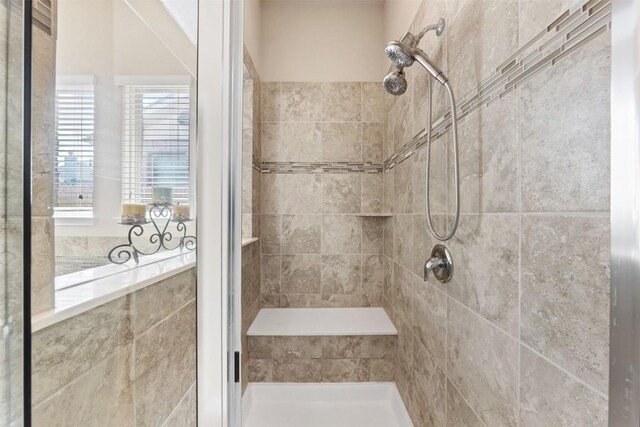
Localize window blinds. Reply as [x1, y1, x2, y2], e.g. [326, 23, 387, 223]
[54, 83, 95, 211]
[122, 86, 191, 205]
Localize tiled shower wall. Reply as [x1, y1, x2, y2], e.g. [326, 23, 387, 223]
[259, 82, 386, 308]
[241, 47, 262, 393]
[32, 269, 197, 425]
[383, 0, 611, 425]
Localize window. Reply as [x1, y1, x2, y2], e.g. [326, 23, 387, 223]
[54, 80, 95, 214]
[122, 85, 191, 205]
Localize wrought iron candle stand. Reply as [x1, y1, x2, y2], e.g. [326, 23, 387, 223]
[108, 204, 196, 265]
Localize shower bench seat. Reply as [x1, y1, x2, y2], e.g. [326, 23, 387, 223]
[246, 308, 398, 384]
[247, 307, 397, 337]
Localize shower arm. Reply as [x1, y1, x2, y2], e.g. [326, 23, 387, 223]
[416, 17, 446, 40]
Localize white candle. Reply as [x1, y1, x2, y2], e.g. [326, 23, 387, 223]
[122, 203, 146, 223]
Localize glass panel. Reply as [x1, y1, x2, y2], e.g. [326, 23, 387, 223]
[30, 0, 198, 424]
[0, 0, 25, 424]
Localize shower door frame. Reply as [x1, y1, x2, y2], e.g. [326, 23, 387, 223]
[196, 0, 244, 425]
[609, 0, 640, 425]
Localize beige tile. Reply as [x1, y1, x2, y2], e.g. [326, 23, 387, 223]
[383, 116, 394, 160]
[361, 174, 383, 214]
[393, 159, 413, 214]
[410, 341, 446, 427]
[446, 380, 484, 427]
[447, 299, 518, 426]
[321, 215, 361, 254]
[261, 82, 281, 122]
[281, 174, 322, 214]
[260, 214, 281, 254]
[412, 141, 448, 216]
[248, 336, 274, 359]
[383, 169, 394, 214]
[281, 122, 322, 162]
[322, 336, 369, 359]
[322, 359, 370, 382]
[448, 214, 519, 334]
[393, 95, 414, 151]
[32, 297, 132, 405]
[32, 346, 134, 427]
[362, 82, 385, 123]
[273, 336, 323, 359]
[362, 217, 383, 254]
[370, 336, 397, 359]
[322, 174, 361, 214]
[393, 215, 413, 271]
[260, 255, 281, 295]
[383, 218, 393, 261]
[31, 216, 54, 314]
[281, 255, 321, 294]
[393, 264, 413, 326]
[362, 254, 384, 294]
[521, 215, 609, 392]
[281, 214, 321, 254]
[520, 33, 610, 212]
[281, 82, 322, 121]
[413, 279, 446, 367]
[261, 122, 281, 162]
[322, 122, 361, 162]
[249, 359, 273, 382]
[447, 0, 518, 96]
[362, 123, 383, 163]
[369, 359, 395, 381]
[261, 174, 281, 214]
[519, 346, 608, 427]
[321, 255, 362, 294]
[274, 359, 321, 382]
[322, 83, 361, 121]
[134, 301, 196, 427]
[458, 92, 518, 213]
[518, 0, 573, 46]
[132, 268, 195, 335]
[163, 383, 197, 427]
[383, 256, 395, 311]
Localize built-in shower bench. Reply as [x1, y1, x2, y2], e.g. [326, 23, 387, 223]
[247, 308, 397, 383]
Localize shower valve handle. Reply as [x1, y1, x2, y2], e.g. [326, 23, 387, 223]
[423, 244, 454, 284]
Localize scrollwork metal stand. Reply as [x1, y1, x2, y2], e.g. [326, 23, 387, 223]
[108, 204, 196, 265]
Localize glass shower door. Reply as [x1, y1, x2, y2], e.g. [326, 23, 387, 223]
[0, 0, 26, 425]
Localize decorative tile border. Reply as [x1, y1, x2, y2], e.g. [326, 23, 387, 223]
[33, 0, 54, 36]
[261, 161, 383, 174]
[252, 154, 262, 172]
[384, 0, 611, 171]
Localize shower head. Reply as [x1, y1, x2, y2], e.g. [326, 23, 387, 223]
[385, 33, 418, 68]
[383, 68, 408, 96]
[383, 19, 449, 96]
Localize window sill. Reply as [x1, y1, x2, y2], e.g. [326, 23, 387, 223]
[32, 250, 195, 332]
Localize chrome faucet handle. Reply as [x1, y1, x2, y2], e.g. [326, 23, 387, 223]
[423, 244, 454, 283]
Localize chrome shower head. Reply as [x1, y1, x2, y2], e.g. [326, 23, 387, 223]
[385, 33, 418, 68]
[383, 18, 449, 95]
[383, 69, 407, 96]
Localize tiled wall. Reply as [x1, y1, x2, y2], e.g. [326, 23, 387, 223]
[259, 82, 386, 308]
[247, 335, 396, 383]
[31, 269, 197, 426]
[241, 47, 263, 393]
[383, 0, 611, 426]
[31, 9, 57, 314]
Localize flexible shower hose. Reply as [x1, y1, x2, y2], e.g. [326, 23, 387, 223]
[424, 78, 460, 241]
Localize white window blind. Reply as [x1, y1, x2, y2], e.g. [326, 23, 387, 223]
[54, 82, 95, 212]
[122, 85, 191, 204]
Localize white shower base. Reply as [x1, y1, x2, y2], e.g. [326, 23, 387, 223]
[242, 383, 413, 427]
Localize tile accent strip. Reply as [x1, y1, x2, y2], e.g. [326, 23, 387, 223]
[33, 0, 54, 37]
[252, 154, 262, 172]
[384, 0, 611, 171]
[261, 161, 383, 174]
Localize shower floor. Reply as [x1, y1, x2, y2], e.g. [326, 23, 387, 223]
[242, 383, 413, 427]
